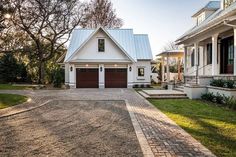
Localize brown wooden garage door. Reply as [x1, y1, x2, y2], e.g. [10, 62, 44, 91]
[105, 68, 127, 88]
[76, 68, 98, 88]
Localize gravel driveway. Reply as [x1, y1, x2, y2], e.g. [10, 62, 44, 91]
[0, 100, 143, 157]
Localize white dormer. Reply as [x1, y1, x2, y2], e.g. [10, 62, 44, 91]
[192, 1, 221, 26]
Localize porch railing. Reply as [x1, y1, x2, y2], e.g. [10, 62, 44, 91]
[184, 64, 211, 84]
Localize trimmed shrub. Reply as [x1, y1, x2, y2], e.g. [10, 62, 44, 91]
[210, 79, 236, 89]
[210, 79, 225, 88]
[133, 84, 139, 88]
[215, 93, 224, 104]
[224, 80, 235, 89]
[201, 92, 215, 101]
[202, 92, 236, 110]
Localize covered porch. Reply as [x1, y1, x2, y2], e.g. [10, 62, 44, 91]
[182, 22, 236, 85]
[157, 50, 184, 84]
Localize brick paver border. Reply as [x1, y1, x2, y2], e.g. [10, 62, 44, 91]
[126, 100, 155, 157]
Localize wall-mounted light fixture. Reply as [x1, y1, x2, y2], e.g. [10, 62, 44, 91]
[114, 64, 117, 67]
[70, 66, 73, 72]
[129, 66, 132, 72]
[86, 64, 89, 67]
[100, 66, 103, 72]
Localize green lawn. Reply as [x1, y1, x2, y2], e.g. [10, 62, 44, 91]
[0, 94, 28, 109]
[0, 84, 32, 90]
[149, 99, 236, 157]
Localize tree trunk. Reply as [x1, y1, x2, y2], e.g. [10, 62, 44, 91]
[38, 61, 45, 84]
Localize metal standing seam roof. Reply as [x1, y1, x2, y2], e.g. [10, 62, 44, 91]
[65, 27, 153, 62]
[177, 1, 236, 43]
[134, 34, 153, 60]
[192, 1, 221, 17]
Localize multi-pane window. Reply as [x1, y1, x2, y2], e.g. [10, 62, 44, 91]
[207, 43, 212, 65]
[224, 0, 236, 9]
[98, 39, 105, 52]
[138, 68, 145, 77]
[197, 14, 204, 25]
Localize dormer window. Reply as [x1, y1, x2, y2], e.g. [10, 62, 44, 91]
[98, 39, 105, 52]
[197, 13, 205, 25]
[224, 0, 236, 9]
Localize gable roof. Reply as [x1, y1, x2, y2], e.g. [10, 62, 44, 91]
[192, 1, 221, 17]
[65, 27, 153, 62]
[176, 1, 236, 44]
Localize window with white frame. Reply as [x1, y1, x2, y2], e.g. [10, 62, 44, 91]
[98, 39, 105, 52]
[138, 68, 145, 77]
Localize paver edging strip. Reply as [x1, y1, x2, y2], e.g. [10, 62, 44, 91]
[0, 100, 52, 119]
[125, 100, 155, 157]
[133, 90, 216, 157]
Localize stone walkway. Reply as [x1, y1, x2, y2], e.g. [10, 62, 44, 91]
[0, 89, 215, 157]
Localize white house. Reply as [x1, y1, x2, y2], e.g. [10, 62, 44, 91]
[62, 27, 153, 88]
[176, 0, 236, 98]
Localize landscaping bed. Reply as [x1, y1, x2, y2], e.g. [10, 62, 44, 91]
[149, 99, 236, 157]
[0, 94, 28, 109]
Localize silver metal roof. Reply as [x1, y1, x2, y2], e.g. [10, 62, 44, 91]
[192, 1, 220, 17]
[65, 27, 153, 62]
[134, 34, 153, 60]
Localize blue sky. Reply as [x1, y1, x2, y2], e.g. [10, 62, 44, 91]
[111, 0, 211, 56]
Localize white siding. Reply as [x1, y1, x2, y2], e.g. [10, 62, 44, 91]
[72, 31, 129, 61]
[133, 61, 151, 85]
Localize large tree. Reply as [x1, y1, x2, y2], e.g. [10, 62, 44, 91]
[82, 0, 123, 28]
[10, 0, 87, 83]
[0, 0, 14, 32]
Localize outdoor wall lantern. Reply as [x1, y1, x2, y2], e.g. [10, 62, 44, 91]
[70, 66, 73, 72]
[129, 66, 132, 72]
[100, 66, 103, 72]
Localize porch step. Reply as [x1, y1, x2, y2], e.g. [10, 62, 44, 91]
[174, 85, 184, 92]
[138, 90, 188, 99]
[174, 87, 184, 92]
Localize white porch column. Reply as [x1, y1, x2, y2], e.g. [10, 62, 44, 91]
[212, 34, 219, 76]
[194, 43, 199, 68]
[99, 64, 105, 88]
[184, 46, 188, 74]
[161, 57, 165, 82]
[166, 54, 170, 82]
[234, 28, 236, 75]
[194, 43, 199, 84]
